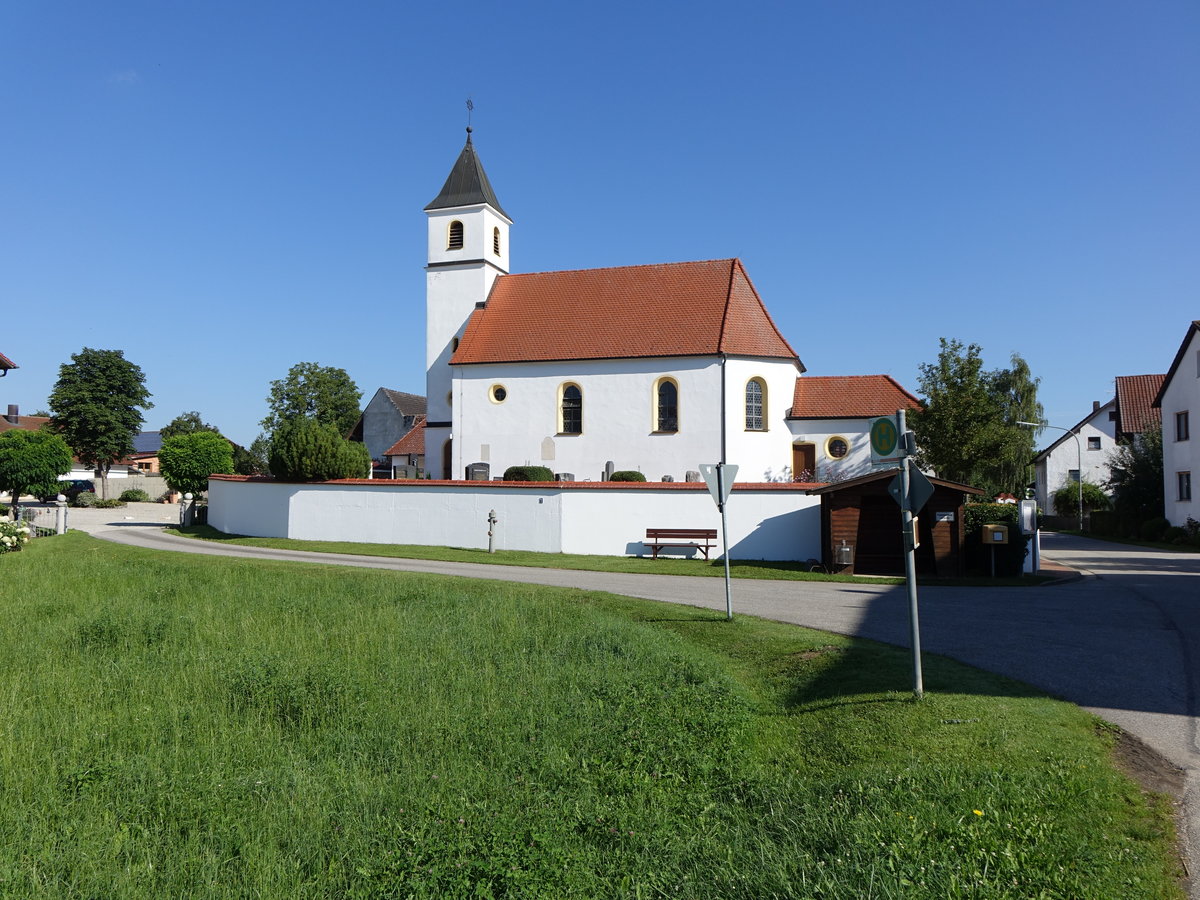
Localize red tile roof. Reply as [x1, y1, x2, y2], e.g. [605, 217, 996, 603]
[0, 352, 16, 370]
[787, 375, 920, 419]
[1115, 373, 1165, 435]
[451, 259, 801, 366]
[384, 417, 425, 457]
[0, 414, 50, 434]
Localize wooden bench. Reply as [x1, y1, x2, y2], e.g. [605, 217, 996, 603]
[644, 528, 718, 560]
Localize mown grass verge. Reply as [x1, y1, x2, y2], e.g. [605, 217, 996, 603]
[170, 525, 1048, 586]
[0, 532, 1181, 897]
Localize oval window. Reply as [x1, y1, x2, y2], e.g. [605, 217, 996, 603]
[490, 384, 507, 403]
[827, 436, 850, 459]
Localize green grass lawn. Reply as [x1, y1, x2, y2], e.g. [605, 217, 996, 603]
[0, 532, 1181, 898]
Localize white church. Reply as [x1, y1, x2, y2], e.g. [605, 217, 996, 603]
[416, 129, 917, 484]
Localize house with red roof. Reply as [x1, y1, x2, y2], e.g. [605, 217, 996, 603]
[0, 352, 16, 376]
[421, 132, 917, 484]
[1030, 398, 1118, 517]
[1153, 321, 1200, 525]
[786, 375, 920, 481]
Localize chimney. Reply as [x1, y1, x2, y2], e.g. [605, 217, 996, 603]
[1092, 400, 1100, 412]
[5, 404, 17, 425]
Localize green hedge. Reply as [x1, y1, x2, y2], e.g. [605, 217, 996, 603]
[502, 466, 554, 482]
[963, 503, 1028, 577]
[118, 488, 152, 503]
[609, 471, 646, 482]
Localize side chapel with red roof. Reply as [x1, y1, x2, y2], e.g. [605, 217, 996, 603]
[420, 131, 918, 482]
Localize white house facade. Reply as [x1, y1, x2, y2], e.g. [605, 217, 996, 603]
[1031, 399, 1118, 516]
[786, 375, 921, 483]
[1154, 321, 1200, 526]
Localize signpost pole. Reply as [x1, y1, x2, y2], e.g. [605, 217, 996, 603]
[699, 462, 738, 621]
[897, 409, 924, 699]
[717, 464, 733, 621]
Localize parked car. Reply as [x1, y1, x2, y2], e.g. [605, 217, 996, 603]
[38, 479, 94, 502]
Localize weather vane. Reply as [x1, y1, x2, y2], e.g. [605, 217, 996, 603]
[466, 97, 474, 133]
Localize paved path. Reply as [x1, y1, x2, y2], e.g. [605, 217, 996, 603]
[65, 506, 1200, 896]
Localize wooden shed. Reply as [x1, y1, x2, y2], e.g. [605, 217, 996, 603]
[811, 469, 983, 577]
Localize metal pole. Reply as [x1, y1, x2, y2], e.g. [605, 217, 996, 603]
[717, 464, 733, 620]
[1017, 422, 1084, 532]
[897, 409, 924, 699]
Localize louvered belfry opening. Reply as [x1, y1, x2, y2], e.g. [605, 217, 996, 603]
[448, 220, 464, 250]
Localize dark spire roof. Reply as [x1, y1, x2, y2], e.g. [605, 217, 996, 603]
[424, 128, 509, 218]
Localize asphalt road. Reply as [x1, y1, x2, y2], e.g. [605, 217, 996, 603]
[63, 505, 1200, 896]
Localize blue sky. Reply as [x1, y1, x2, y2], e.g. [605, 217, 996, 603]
[2, 1, 1197, 448]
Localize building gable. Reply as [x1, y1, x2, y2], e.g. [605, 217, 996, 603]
[1115, 373, 1165, 436]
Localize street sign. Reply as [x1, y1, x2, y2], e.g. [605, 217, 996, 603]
[870, 417, 899, 457]
[699, 463, 737, 507]
[888, 465, 935, 513]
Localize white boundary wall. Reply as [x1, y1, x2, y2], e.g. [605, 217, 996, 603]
[208, 478, 822, 561]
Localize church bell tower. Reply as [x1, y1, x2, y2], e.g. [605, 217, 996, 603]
[423, 128, 511, 477]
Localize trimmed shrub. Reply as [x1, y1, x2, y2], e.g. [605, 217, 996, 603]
[73, 491, 97, 508]
[1138, 517, 1169, 542]
[1164, 526, 1187, 544]
[93, 498, 126, 509]
[268, 419, 371, 482]
[118, 488, 152, 503]
[502, 465, 554, 482]
[609, 470, 646, 482]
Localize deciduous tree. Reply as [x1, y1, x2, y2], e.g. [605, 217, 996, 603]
[1106, 424, 1164, 526]
[160, 410, 220, 441]
[0, 430, 74, 514]
[158, 431, 235, 496]
[261, 362, 362, 437]
[910, 338, 1041, 497]
[48, 348, 153, 498]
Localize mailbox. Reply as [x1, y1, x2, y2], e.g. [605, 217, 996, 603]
[834, 540, 854, 566]
[982, 524, 1009, 545]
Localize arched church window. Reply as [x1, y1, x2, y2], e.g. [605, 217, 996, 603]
[745, 378, 766, 431]
[493, 227, 501, 256]
[559, 384, 582, 435]
[448, 220, 464, 250]
[654, 379, 678, 433]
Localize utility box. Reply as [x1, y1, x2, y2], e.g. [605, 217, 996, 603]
[982, 524, 1009, 545]
[465, 462, 490, 481]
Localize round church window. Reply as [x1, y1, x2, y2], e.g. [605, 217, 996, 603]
[490, 384, 507, 403]
[826, 436, 850, 459]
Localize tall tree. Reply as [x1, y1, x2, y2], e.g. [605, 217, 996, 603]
[990, 352, 1043, 495]
[48, 348, 153, 499]
[0, 430, 74, 515]
[261, 362, 362, 437]
[910, 339, 1042, 497]
[160, 410, 220, 441]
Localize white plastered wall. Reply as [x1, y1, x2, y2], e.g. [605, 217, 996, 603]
[786, 416, 880, 482]
[452, 357, 727, 482]
[722, 357, 804, 483]
[1160, 331, 1200, 526]
[208, 479, 822, 560]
